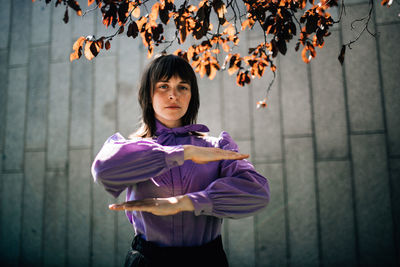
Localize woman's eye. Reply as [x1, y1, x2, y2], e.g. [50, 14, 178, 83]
[159, 84, 168, 89]
[179, 86, 189, 90]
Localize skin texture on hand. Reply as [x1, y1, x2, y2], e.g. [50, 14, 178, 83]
[183, 145, 249, 164]
[109, 195, 195, 216]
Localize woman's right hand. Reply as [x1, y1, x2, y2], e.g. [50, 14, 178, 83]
[183, 145, 249, 164]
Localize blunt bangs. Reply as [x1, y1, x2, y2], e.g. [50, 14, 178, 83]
[150, 55, 196, 89]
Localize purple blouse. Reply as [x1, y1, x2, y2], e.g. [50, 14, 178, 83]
[91, 120, 270, 247]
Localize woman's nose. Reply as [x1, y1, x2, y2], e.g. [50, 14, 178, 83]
[169, 88, 179, 99]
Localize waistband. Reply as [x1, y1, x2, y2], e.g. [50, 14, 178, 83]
[131, 235, 224, 257]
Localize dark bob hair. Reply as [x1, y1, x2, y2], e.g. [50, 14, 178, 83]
[131, 54, 200, 138]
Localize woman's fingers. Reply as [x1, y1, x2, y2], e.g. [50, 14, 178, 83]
[109, 200, 148, 211]
[189, 146, 249, 164]
[108, 197, 185, 216]
[217, 149, 249, 160]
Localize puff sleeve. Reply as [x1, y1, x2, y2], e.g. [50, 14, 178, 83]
[186, 132, 270, 219]
[91, 132, 184, 198]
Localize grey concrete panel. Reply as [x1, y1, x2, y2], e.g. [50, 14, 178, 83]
[344, 0, 369, 4]
[92, 185, 116, 267]
[51, 4, 72, 62]
[4, 67, 27, 171]
[221, 71, 251, 140]
[70, 60, 92, 148]
[235, 140, 252, 158]
[116, 193, 134, 267]
[0, 173, 23, 266]
[280, 41, 312, 136]
[197, 72, 223, 138]
[67, 149, 91, 266]
[389, 158, 400, 265]
[9, 0, 30, 65]
[377, 24, 400, 156]
[92, 55, 117, 267]
[0, 50, 7, 151]
[21, 151, 45, 267]
[341, 4, 384, 132]
[221, 32, 251, 140]
[310, 31, 348, 159]
[227, 216, 255, 267]
[93, 56, 117, 153]
[317, 161, 357, 266]
[250, 55, 282, 162]
[26, 45, 49, 150]
[0, 0, 11, 49]
[351, 134, 396, 265]
[226, 99, 254, 267]
[47, 62, 70, 169]
[43, 170, 67, 267]
[255, 163, 287, 267]
[117, 37, 142, 137]
[31, 0, 51, 45]
[374, 1, 400, 24]
[285, 137, 319, 267]
[222, 217, 229, 253]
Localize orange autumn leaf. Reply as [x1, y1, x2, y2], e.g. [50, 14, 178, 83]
[147, 46, 154, 58]
[228, 64, 239, 75]
[136, 16, 147, 31]
[88, 0, 95, 7]
[199, 62, 207, 78]
[84, 41, 95, 60]
[209, 64, 217, 80]
[73, 36, 86, 51]
[150, 2, 160, 21]
[223, 23, 236, 36]
[70, 49, 82, 62]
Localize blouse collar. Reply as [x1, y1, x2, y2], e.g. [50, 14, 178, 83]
[155, 119, 209, 137]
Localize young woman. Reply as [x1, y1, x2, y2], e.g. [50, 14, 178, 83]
[91, 54, 270, 267]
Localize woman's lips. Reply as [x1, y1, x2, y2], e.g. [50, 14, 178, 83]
[166, 106, 180, 109]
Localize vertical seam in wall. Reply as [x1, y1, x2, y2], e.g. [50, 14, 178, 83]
[41, 4, 53, 266]
[89, 10, 97, 267]
[20, 1, 33, 265]
[307, 61, 322, 267]
[0, 0, 12, 261]
[277, 55, 290, 267]
[220, 61, 229, 258]
[114, 36, 121, 267]
[246, 30, 257, 267]
[372, 8, 399, 266]
[65, 23, 74, 267]
[339, 15, 360, 267]
[42, 2, 53, 265]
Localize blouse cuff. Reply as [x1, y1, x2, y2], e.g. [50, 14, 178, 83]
[186, 191, 213, 216]
[164, 145, 185, 169]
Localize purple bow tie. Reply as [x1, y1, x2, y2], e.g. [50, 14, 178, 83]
[155, 120, 209, 144]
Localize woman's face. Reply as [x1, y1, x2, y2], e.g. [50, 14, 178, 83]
[152, 75, 192, 128]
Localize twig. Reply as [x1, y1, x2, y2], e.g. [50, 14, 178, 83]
[343, 0, 376, 49]
[81, 3, 100, 17]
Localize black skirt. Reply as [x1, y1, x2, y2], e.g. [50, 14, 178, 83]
[124, 235, 229, 267]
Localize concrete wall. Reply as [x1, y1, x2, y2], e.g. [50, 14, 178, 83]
[0, 0, 399, 266]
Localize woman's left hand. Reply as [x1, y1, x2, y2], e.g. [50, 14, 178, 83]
[108, 195, 195, 216]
